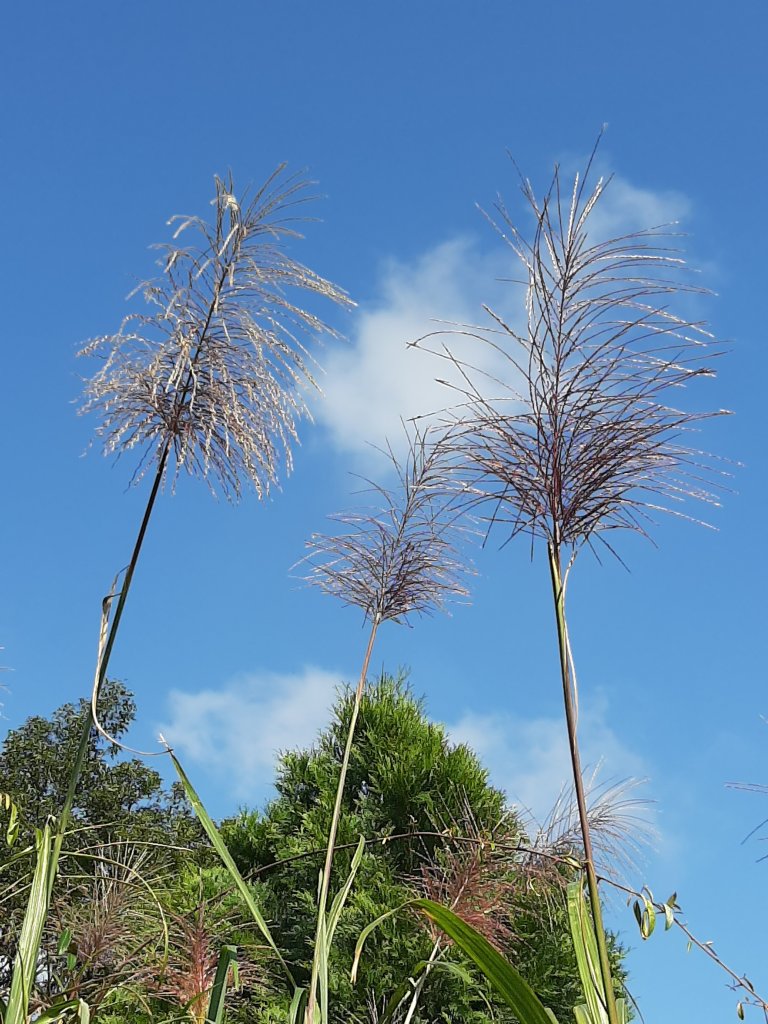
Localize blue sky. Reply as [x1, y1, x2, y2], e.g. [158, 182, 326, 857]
[1, 2, 767, 1020]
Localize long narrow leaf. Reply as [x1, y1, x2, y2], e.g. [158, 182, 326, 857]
[316, 906, 329, 1024]
[567, 883, 628, 1024]
[414, 899, 558, 1024]
[352, 903, 411, 983]
[1, 793, 20, 848]
[34, 999, 90, 1024]
[288, 986, 306, 1024]
[6, 825, 55, 1024]
[205, 945, 238, 1024]
[316, 836, 366, 1024]
[169, 751, 295, 986]
[326, 836, 366, 948]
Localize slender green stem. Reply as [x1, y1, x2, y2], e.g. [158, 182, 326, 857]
[54, 248, 232, 866]
[306, 613, 381, 1024]
[52, 441, 171, 874]
[547, 541, 620, 1024]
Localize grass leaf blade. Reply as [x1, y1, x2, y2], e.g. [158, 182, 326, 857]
[414, 898, 557, 1024]
[168, 750, 294, 986]
[5, 825, 54, 1024]
[205, 945, 238, 1024]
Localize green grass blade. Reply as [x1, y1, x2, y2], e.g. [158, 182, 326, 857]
[169, 751, 295, 987]
[352, 903, 410, 983]
[568, 881, 605, 1023]
[317, 910, 329, 1024]
[288, 986, 306, 1024]
[1, 793, 20, 848]
[326, 836, 365, 948]
[34, 998, 91, 1024]
[205, 945, 238, 1024]
[567, 883, 628, 1024]
[414, 899, 557, 1024]
[5, 825, 55, 1024]
[312, 836, 365, 1024]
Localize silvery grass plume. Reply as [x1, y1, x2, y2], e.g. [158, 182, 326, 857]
[149, 900, 258, 1024]
[415, 807, 519, 950]
[75, 167, 350, 745]
[399, 810, 517, 1024]
[526, 774, 656, 885]
[413, 140, 730, 1024]
[48, 843, 164, 1016]
[300, 425, 473, 1024]
[79, 167, 352, 499]
[303, 425, 471, 624]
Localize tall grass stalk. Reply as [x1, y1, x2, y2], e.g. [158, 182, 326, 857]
[306, 613, 380, 1024]
[302, 426, 471, 1023]
[548, 543, 616, 1020]
[6, 167, 348, 1023]
[416, 138, 728, 1024]
[74, 163, 349, 814]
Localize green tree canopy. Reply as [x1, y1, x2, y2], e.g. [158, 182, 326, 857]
[222, 675, 615, 1022]
[0, 681, 187, 836]
[0, 677, 627, 1023]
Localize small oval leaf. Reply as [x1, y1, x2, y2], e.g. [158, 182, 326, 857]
[633, 900, 643, 931]
[643, 900, 656, 938]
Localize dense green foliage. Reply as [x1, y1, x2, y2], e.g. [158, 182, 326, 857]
[0, 678, 627, 1022]
[0, 683, 202, 1008]
[0, 681, 192, 840]
[222, 675, 604, 1022]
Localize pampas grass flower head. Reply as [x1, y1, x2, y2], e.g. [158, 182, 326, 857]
[303, 425, 472, 624]
[418, 141, 730, 557]
[79, 167, 352, 500]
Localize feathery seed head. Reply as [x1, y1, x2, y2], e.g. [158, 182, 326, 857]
[79, 168, 352, 500]
[302, 426, 472, 624]
[418, 143, 729, 556]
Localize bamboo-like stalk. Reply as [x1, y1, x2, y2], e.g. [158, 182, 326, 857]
[54, 442, 170, 871]
[548, 541, 619, 1024]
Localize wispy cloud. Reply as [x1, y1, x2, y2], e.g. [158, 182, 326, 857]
[314, 237, 517, 463]
[583, 174, 690, 238]
[158, 666, 342, 800]
[447, 694, 649, 827]
[160, 665, 652, 848]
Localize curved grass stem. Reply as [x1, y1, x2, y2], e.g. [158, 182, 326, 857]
[402, 937, 442, 1024]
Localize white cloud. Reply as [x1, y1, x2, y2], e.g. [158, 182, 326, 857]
[314, 174, 693, 470]
[447, 694, 649, 827]
[314, 237, 521, 464]
[585, 175, 690, 239]
[159, 664, 653, 858]
[158, 666, 342, 800]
